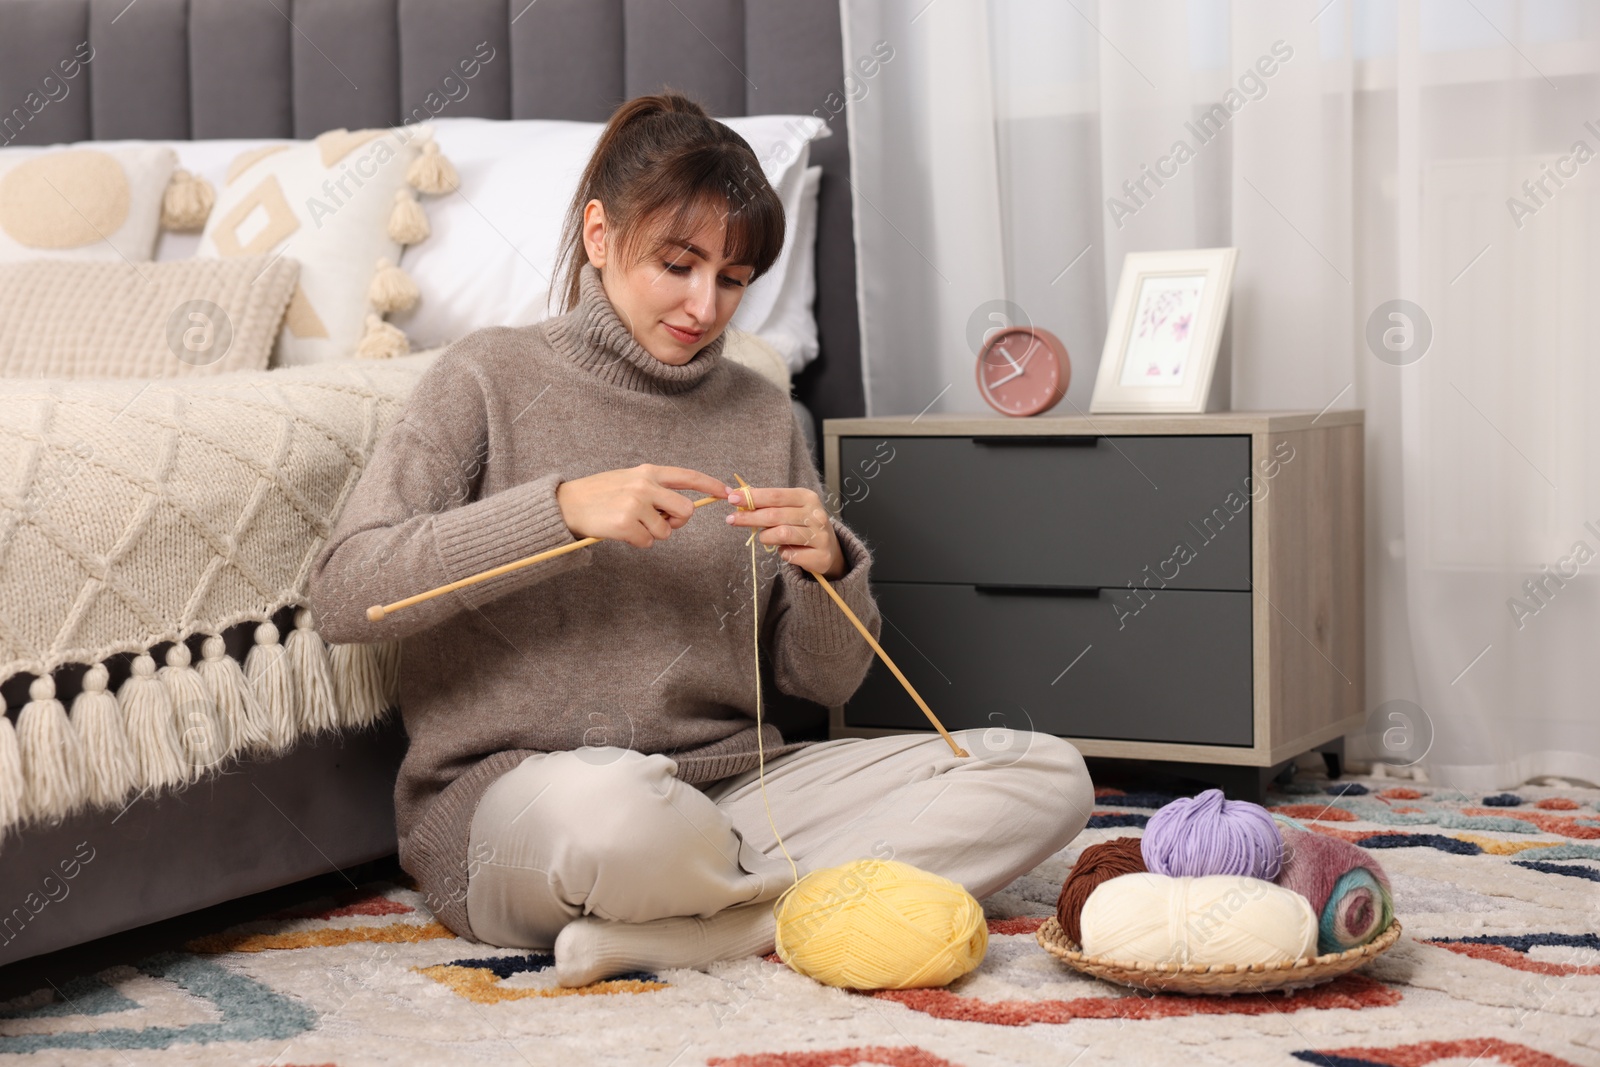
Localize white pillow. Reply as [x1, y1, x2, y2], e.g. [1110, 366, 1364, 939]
[718, 127, 814, 342]
[0, 144, 175, 263]
[391, 116, 827, 351]
[732, 163, 821, 373]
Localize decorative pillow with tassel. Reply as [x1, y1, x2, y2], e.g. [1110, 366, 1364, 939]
[196, 125, 454, 366]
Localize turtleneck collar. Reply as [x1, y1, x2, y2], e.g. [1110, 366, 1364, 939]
[544, 261, 723, 395]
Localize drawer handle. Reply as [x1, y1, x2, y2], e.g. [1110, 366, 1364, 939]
[972, 435, 1101, 447]
[974, 584, 1102, 598]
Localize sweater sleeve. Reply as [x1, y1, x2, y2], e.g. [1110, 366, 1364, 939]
[310, 345, 592, 645]
[765, 411, 881, 707]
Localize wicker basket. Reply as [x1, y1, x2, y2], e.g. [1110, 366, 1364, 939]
[1034, 916, 1402, 995]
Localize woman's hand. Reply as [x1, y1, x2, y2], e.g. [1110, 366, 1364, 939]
[557, 465, 735, 548]
[726, 484, 846, 579]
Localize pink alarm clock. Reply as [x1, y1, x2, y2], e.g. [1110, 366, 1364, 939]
[976, 326, 1070, 417]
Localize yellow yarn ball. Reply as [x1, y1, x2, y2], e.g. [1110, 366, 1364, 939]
[773, 859, 988, 990]
[1080, 872, 1319, 968]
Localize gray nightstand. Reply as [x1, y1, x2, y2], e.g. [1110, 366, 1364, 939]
[823, 411, 1364, 801]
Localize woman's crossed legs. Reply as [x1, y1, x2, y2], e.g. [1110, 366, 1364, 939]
[464, 728, 1094, 985]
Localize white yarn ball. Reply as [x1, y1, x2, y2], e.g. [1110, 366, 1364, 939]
[1080, 872, 1318, 968]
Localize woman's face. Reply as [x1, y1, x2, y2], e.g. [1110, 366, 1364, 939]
[582, 198, 754, 366]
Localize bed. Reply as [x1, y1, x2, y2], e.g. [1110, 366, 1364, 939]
[0, 0, 863, 967]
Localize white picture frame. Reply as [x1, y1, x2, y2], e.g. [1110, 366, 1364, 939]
[1089, 247, 1237, 414]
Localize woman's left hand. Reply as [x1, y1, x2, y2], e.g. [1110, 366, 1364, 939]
[725, 485, 846, 579]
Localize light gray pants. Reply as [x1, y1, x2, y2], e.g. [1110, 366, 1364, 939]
[464, 728, 1094, 950]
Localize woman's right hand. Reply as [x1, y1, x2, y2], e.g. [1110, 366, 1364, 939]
[556, 464, 736, 548]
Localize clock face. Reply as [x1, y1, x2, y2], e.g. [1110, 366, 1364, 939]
[976, 326, 1070, 417]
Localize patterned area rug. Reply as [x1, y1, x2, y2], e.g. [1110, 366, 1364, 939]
[2, 770, 1597, 1066]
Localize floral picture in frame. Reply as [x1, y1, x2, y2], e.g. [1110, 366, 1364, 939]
[1091, 248, 1236, 413]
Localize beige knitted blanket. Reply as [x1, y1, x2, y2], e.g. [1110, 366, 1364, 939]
[0, 352, 439, 837]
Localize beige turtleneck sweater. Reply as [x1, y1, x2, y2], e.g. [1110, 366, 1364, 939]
[309, 263, 881, 940]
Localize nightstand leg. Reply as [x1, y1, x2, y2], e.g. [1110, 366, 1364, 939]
[1124, 759, 1295, 804]
[1318, 737, 1346, 780]
[1191, 763, 1286, 804]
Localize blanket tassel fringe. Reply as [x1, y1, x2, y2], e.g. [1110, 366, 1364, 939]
[0, 610, 398, 839]
[287, 609, 342, 736]
[73, 664, 135, 811]
[17, 677, 81, 823]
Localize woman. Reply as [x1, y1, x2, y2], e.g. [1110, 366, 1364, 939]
[311, 92, 1093, 987]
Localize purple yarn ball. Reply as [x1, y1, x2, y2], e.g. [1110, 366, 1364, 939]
[1140, 789, 1284, 880]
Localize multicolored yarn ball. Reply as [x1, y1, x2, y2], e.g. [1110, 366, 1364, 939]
[1141, 789, 1284, 880]
[1080, 872, 1318, 968]
[773, 858, 988, 990]
[1275, 823, 1394, 954]
[1055, 837, 1146, 945]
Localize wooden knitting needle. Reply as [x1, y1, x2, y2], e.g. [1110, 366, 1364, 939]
[368, 477, 971, 760]
[365, 494, 723, 621]
[732, 474, 968, 758]
[812, 572, 968, 758]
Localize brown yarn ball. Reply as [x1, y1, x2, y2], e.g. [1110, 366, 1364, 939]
[1055, 837, 1148, 945]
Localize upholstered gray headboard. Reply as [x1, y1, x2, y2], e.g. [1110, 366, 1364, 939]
[0, 0, 864, 425]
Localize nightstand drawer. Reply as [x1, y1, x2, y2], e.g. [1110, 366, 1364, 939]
[844, 582, 1253, 746]
[838, 435, 1252, 590]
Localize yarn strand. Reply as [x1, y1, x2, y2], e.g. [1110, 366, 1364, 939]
[736, 474, 798, 888]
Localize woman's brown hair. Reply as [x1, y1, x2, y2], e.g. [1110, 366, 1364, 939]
[552, 90, 786, 314]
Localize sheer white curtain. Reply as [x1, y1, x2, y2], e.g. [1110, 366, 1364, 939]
[841, 0, 1600, 789]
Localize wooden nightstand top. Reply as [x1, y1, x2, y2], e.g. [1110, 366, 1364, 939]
[824, 410, 1364, 436]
